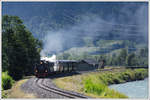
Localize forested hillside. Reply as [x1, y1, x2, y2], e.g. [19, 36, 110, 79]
[2, 2, 148, 69]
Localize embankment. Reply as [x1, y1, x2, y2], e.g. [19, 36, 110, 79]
[54, 68, 148, 98]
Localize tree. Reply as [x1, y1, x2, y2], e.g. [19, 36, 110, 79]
[138, 47, 148, 67]
[2, 15, 42, 80]
[111, 53, 118, 66]
[140, 47, 148, 57]
[117, 48, 128, 66]
[126, 53, 138, 66]
[2, 52, 9, 72]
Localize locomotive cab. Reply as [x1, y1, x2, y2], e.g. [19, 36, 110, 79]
[34, 61, 48, 78]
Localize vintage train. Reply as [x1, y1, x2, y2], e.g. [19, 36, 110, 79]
[34, 60, 78, 77]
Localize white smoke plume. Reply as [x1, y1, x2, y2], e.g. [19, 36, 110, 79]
[40, 4, 148, 56]
[40, 54, 56, 62]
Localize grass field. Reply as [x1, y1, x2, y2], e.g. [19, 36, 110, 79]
[53, 68, 148, 98]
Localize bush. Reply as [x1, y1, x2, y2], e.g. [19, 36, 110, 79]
[134, 69, 148, 80]
[2, 72, 14, 90]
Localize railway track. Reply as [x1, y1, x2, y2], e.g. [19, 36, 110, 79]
[33, 67, 129, 98]
[35, 78, 88, 98]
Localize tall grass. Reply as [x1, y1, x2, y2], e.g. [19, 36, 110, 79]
[83, 75, 127, 98]
[84, 76, 106, 95]
[83, 68, 148, 98]
[2, 72, 14, 90]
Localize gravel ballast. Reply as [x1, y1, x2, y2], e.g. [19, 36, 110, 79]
[21, 77, 89, 98]
[21, 77, 68, 98]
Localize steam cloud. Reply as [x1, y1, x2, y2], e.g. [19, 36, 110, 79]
[40, 4, 148, 56]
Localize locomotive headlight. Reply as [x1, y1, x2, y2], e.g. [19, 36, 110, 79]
[45, 70, 47, 72]
[35, 70, 38, 72]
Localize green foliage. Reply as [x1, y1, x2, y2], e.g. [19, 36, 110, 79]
[107, 47, 148, 67]
[83, 69, 147, 98]
[139, 47, 148, 57]
[83, 75, 106, 94]
[2, 52, 9, 72]
[126, 53, 138, 66]
[117, 48, 128, 66]
[99, 69, 148, 85]
[57, 38, 148, 67]
[84, 78, 106, 95]
[2, 72, 14, 90]
[2, 91, 8, 98]
[136, 47, 148, 67]
[83, 74, 127, 98]
[134, 69, 148, 80]
[2, 15, 42, 80]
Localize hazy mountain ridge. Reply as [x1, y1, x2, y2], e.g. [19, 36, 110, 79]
[2, 2, 148, 56]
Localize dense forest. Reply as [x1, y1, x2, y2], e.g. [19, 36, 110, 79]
[2, 15, 42, 80]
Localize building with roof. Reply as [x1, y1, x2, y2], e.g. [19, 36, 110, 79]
[76, 59, 98, 71]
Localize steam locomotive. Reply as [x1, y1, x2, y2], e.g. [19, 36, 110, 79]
[34, 60, 78, 77]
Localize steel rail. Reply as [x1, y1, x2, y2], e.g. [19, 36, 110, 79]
[35, 78, 87, 98]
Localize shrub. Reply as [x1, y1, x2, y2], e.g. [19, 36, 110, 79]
[2, 72, 14, 90]
[134, 69, 148, 80]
